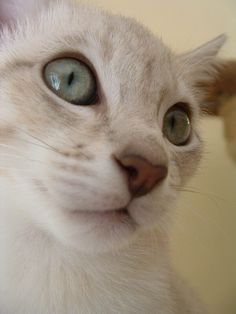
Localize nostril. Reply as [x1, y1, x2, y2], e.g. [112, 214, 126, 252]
[115, 157, 138, 178]
[114, 155, 168, 197]
[125, 165, 138, 179]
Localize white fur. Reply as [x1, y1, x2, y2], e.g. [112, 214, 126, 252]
[0, 0, 225, 313]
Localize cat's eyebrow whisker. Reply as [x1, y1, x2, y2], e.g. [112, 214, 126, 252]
[172, 186, 221, 205]
[7, 138, 59, 154]
[0, 118, 59, 154]
[0, 166, 34, 172]
[0, 139, 63, 161]
[186, 184, 234, 205]
[0, 153, 46, 164]
[0, 144, 48, 164]
[22, 133, 59, 154]
[0, 146, 42, 163]
[0, 143, 30, 154]
[3, 177, 39, 185]
[171, 184, 236, 242]
[1, 132, 83, 160]
[0, 121, 88, 158]
[171, 183, 235, 206]
[3, 174, 37, 180]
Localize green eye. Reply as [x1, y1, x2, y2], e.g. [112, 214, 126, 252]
[163, 104, 191, 146]
[44, 58, 97, 106]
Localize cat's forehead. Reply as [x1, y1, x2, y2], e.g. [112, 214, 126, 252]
[0, 2, 176, 90]
[83, 11, 176, 108]
[0, 1, 183, 121]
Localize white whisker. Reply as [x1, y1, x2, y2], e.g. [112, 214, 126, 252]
[0, 153, 46, 164]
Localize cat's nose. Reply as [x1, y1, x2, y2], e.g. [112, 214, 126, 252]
[116, 155, 168, 197]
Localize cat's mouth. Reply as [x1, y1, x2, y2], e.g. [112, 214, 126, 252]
[71, 207, 129, 218]
[68, 207, 136, 225]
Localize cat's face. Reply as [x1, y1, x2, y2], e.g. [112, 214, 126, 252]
[0, 0, 225, 252]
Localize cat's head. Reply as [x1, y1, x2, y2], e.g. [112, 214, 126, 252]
[0, 0, 225, 252]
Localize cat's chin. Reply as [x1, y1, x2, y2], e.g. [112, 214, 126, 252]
[58, 206, 140, 253]
[66, 207, 138, 234]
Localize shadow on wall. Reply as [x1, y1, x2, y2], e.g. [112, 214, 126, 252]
[203, 60, 236, 161]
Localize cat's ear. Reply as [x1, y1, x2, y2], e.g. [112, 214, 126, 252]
[178, 34, 227, 105]
[0, 0, 50, 28]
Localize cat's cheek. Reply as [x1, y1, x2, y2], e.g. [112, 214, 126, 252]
[44, 175, 130, 213]
[39, 154, 131, 212]
[0, 97, 18, 126]
[45, 185, 126, 212]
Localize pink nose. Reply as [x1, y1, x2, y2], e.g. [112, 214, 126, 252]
[116, 155, 168, 197]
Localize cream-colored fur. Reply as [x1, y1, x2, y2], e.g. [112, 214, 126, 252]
[0, 1, 225, 313]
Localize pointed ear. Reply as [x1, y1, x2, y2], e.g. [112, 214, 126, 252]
[181, 34, 226, 64]
[0, 0, 50, 28]
[178, 34, 227, 100]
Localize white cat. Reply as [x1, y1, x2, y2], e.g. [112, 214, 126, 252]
[0, 0, 225, 313]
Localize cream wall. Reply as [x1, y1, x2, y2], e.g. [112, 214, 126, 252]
[85, 1, 236, 313]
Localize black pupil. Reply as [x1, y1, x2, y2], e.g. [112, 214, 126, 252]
[170, 115, 176, 131]
[68, 72, 74, 86]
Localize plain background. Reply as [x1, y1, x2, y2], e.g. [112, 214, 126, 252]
[84, 1, 236, 313]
